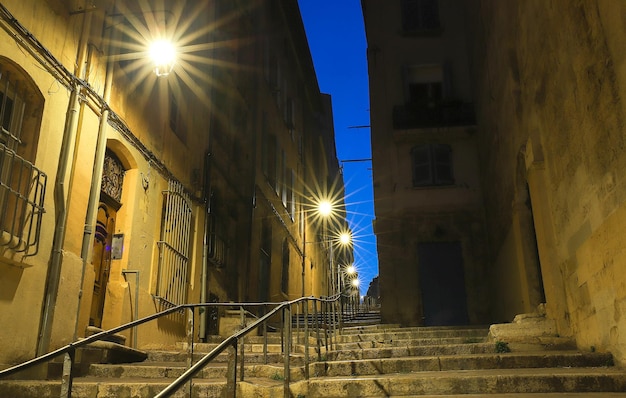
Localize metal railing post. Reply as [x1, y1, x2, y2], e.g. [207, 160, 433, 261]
[226, 341, 238, 398]
[186, 308, 194, 367]
[283, 305, 291, 398]
[313, 299, 321, 361]
[239, 307, 245, 381]
[59, 347, 75, 398]
[304, 299, 310, 379]
[186, 308, 194, 398]
[263, 304, 268, 364]
[296, 302, 300, 345]
[323, 300, 329, 353]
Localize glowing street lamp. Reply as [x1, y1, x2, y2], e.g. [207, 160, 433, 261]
[318, 200, 333, 217]
[345, 264, 356, 276]
[149, 39, 176, 77]
[339, 231, 351, 246]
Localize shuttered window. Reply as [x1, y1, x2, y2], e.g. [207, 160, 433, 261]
[411, 144, 453, 187]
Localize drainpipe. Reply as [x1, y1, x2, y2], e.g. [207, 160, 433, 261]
[37, 6, 93, 357]
[199, 151, 212, 341]
[74, 6, 117, 341]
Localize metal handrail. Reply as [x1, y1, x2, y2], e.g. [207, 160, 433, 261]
[0, 294, 343, 398]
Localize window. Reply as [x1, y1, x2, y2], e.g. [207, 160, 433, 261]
[411, 144, 453, 187]
[288, 169, 295, 220]
[267, 134, 277, 189]
[401, 0, 440, 33]
[405, 64, 443, 106]
[280, 149, 286, 203]
[155, 180, 192, 306]
[0, 60, 46, 258]
[281, 238, 289, 294]
[207, 190, 227, 267]
[169, 94, 187, 143]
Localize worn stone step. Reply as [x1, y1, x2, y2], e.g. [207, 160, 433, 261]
[329, 342, 498, 360]
[302, 367, 626, 397]
[0, 378, 225, 398]
[88, 361, 307, 381]
[341, 324, 480, 334]
[390, 394, 626, 398]
[312, 351, 613, 377]
[146, 350, 305, 365]
[335, 336, 488, 350]
[339, 328, 489, 342]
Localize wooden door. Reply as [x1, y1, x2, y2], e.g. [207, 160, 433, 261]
[89, 203, 116, 327]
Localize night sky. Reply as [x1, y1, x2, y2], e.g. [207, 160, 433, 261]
[298, 0, 378, 294]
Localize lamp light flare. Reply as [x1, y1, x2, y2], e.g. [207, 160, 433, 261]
[346, 265, 356, 275]
[351, 278, 360, 287]
[339, 232, 352, 245]
[149, 39, 176, 77]
[318, 200, 332, 217]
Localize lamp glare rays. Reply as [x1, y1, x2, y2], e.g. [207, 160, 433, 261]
[106, 0, 262, 108]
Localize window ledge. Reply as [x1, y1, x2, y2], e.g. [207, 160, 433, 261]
[410, 184, 457, 190]
[0, 250, 35, 269]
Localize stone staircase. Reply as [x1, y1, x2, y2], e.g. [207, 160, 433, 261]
[2, 319, 626, 397]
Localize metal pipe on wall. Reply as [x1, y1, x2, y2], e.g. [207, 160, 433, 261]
[38, 3, 94, 356]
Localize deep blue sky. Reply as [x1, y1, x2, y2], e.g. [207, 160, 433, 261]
[298, 0, 378, 293]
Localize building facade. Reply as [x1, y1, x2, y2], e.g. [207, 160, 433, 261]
[364, 0, 626, 365]
[0, 0, 347, 368]
[362, 0, 490, 327]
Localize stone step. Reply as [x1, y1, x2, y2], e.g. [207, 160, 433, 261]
[341, 324, 478, 334]
[314, 351, 613, 376]
[146, 350, 306, 365]
[301, 367, 626, 397]
[339, 328, 489, 342]
[0, 378, 226, 398]
[329, 342, 498, 360]
[335, 335, 489, 350]
[88, 361, 306, 381]
[392, 395, 626, 398]
[4, 376, 626, 398]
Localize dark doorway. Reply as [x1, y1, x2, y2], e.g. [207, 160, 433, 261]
[418, 241, 469, 326]
[206, 293, 220, 336]
[526, 184, 546, 304]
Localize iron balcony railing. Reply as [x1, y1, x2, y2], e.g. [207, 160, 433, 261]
[0, 294, 351, 398]
[393, 101, 476, 130]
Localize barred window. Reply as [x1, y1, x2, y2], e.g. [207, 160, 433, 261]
[0, 60, 46, 258]
[156, 180, 192, 306]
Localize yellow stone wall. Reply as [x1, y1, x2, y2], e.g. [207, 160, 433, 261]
[470, 0, 626, 364]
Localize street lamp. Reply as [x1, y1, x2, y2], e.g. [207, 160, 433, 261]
[149, 39, 176, 77]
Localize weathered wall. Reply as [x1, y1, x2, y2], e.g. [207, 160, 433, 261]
[470, 0, 626, 364]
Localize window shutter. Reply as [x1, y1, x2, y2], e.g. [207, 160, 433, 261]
[411, 145, 432, 186]
[434, 144, 454, 184]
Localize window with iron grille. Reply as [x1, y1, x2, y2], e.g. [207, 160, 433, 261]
[0, 61, 46, 258]
[156, 180, 192, 306]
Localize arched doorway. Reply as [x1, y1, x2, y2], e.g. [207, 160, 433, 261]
[89, 150, 125, 327]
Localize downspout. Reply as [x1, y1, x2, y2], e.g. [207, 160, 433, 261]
[38, 6, 93, 356]
[199, 151, 212, 340]
[75, 4, 117, 341]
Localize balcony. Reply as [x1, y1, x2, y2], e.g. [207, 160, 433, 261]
[393, 101, 476, 130]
